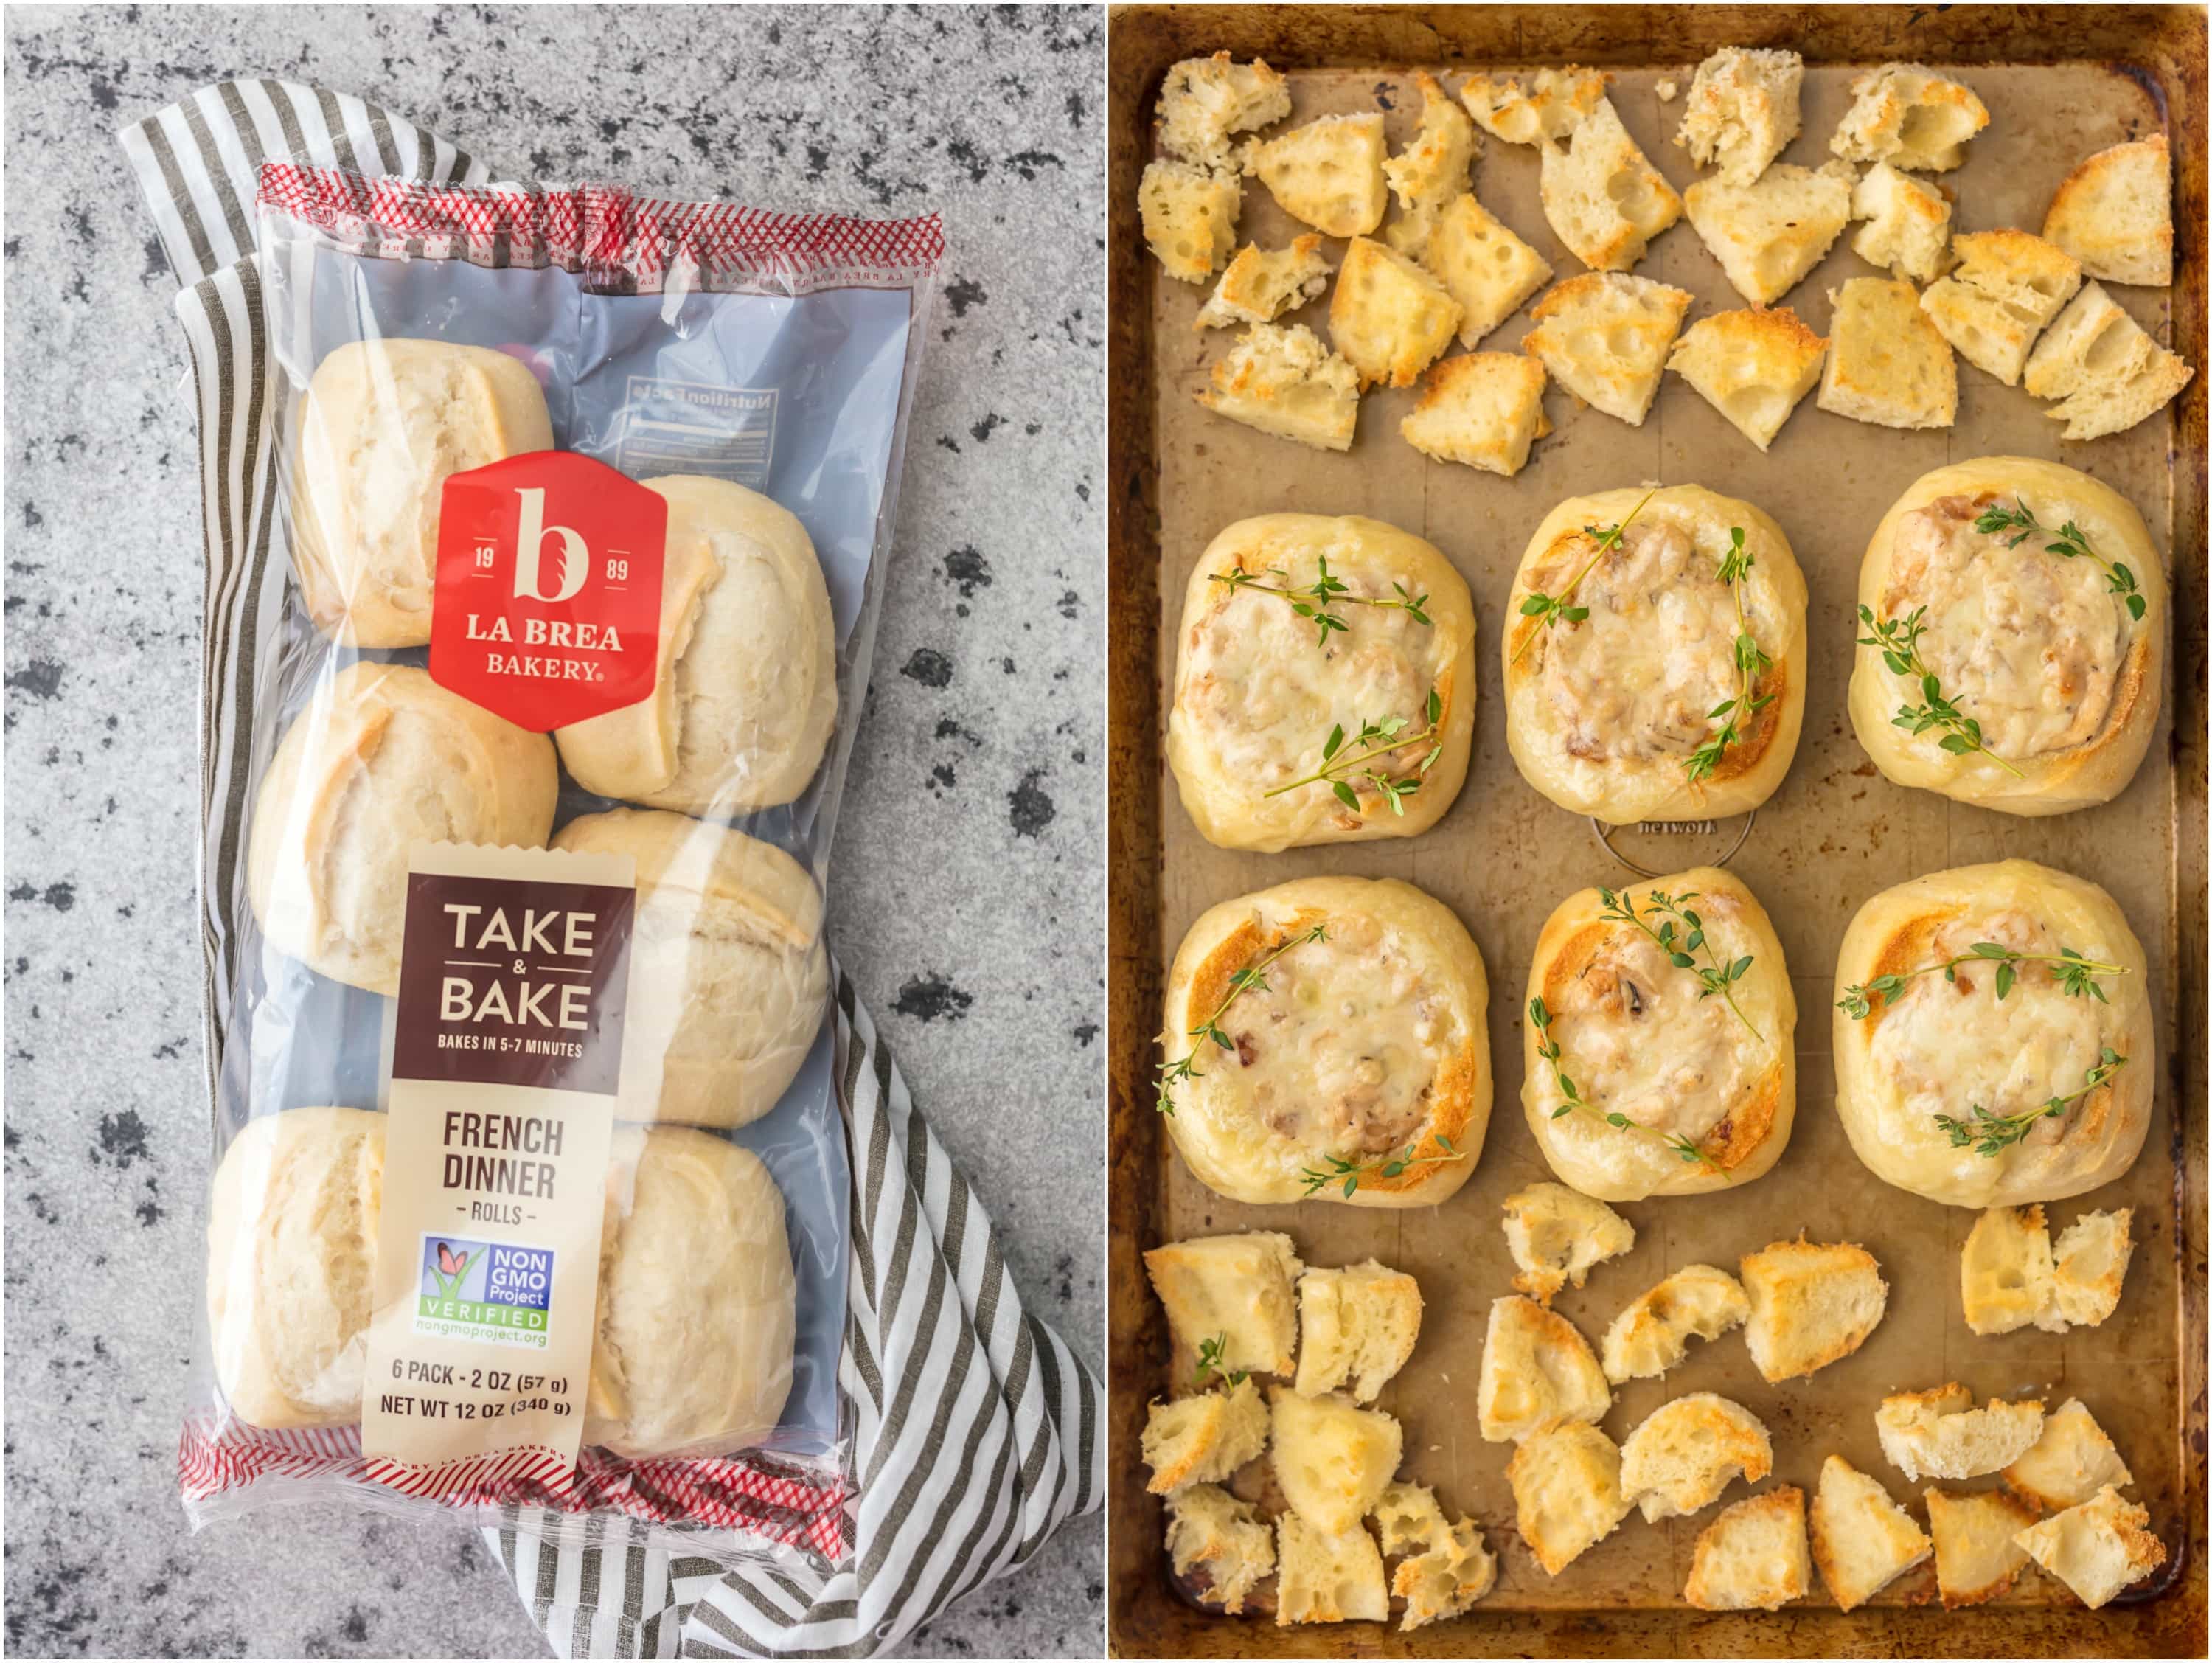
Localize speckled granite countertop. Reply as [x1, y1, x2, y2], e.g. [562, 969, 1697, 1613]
[2, 5, 1103, 1656]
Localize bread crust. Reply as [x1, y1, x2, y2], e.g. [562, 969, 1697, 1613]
[2042, 133, 2173, 287]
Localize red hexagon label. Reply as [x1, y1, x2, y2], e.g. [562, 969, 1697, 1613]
[429, 452, 667, 732]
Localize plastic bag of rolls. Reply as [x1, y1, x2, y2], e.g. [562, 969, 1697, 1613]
[178, 162, 942, 1572]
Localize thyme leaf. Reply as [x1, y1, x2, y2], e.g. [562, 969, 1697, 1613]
[1857, 603, 2027, 779]
[1155, 923, 1329, 1116]
[1192, 1331, 1248, 1389]
[1596, 886, 1761, 1041]
[1211, 558, 1433, 648]
[1298, 1133, 1463, 1199]
[1684, 527, 1775, 785]
[1838, 943, 2126, 1018]
[1973, 496, 2146, 621]
[1264, 687, 1446, 816]
[1528, 996, 1726, 1176]
[1933, 1048, 2129, 1156]
[1512, 487, 1660, 664]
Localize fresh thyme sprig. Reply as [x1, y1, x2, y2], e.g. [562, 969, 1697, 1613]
[1263, 688, 1445, 816]
[1597, 886, 1761, 1041]
[1298, 1135, 1462, 1199]
[1837, 942, 2127, 1018]
[1192, 1332, 1248, 1389]
[1512, 487, 1660, 664]
[1933, 1048, 2129, 1156]
[1154, 923, 1328, 1116]
[1211, 558, 1433, 648]
[1974, 496, 2146, 621]
[1528, 997, 1727, 1176]
[1684, 527, 1775, 785]
[1856, 604, 2027, 779]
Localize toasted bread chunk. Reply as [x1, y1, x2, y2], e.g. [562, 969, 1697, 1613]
[1372, 1480, 1452, 1556]
[1478, 1294, 1610, 1442]
[1142, 1379, 1271, 1493]
[1831, 64, 1990, 172]
[1683, 1487, 1810, 1611]
[1500, 1181, 1635, 1303]
[1329, 237, 1463, 388]
[1683, 162, 1851, 305]
[1385, 72, 1478, 223]
[1195, 323, 1360, 451]
[1960, 1204, 2060, 1336]
[1144, 1230, 1304, 1377]
[1195, 237, 1335, 330]
[1521, 271, 1692, 426]
[2051, 1207, 2134, 1327]
[1925, 1486, 2038, 1608]
[1400, 353, 1551, 477]
[1818, 276, 1956, 429]
[1739, 1237, 1888, 1383]
[1509, 1420, 1632, 1574]
[1667, 305, 1826, 451]
[1919, 229, 2082, 384]
[1293, 1260, 1423, 1403]
[1461, 66, 1610, 146]
[2044, 134, 2172, 286]
[1810, 1455, 1932, 1611]
[1256, 114, 1389, 237]
[1620, 1394, 1774, 1522]
[1394, 1517, 1497, 1629]
[1165, 1483, 1276, 1614]
[2024, 285, 2194, 440]
[1139, 159, 1242, 283]
[2013, 1485, 2166, 1608]
[1877, 1385, 2045, 1483]
[1276, 1513, 1388, 1625]
[1420, 192, 1551, 346]
[1602, 1265, 1750, 1383]
[1677, 47, 1803, 185]
[1851, 162, 1953, 282]
[1540, 98, 1683, 272]
[1269, 1386, 1403, 1533]
[2003, 1398, 2133, 1512]
[1157, 54, 1293, 171]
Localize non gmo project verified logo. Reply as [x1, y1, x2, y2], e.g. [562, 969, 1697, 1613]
[414, 1235, 555, 1350]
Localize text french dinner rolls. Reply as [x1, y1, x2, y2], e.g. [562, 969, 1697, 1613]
[552, 809, 830, 1128]
[1504, 485, 1808, 824]
[1157, 875, 1489, 1207]
[1524, 865, 1795, 1200]
[554, 475, 838, 815]
[1166, 515, 1477, 851]
[246, 662, 559, 995]
[1849, 458, 2164, 815]
[288, 338, 554, 648]
[1832, 860, 2154, 1207]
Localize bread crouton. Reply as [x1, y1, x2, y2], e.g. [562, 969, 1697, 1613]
[1329, 236, 1463, 388]
[1394, 1516, 1497, 1629]
[1194, 237, 1335, 330]
[2043, 134, 2173, 286]
[1919, 229, 2082, 385]
[1275, 1513, 1388, 1625]
[1877, 1384, 2045, 1484]
[1165, 1483, 1276, 1614]
[1830, 64, 1989, 172]
[1195, 323, 1361, 451]
[1293, 1260, 1423, 1403]
[1809, 1455, 1932, 1611]
[1540, 98, 1683, 272]
[1667, 305, 1827, 451]
[1960, 1204, 2061, 1336]
[1139, 159, 1242, 282]
[1500, 1181, 1635, 1303]
[1268, 1386, 1403, 1533]
[2003, 1398, 2133, 1512]
[1602, 1265, 1750, 1383]
[1461, 66, 1610, 146]
[2051, 1207, 2135, 1327]
[1256, 114, 1388, 237]
[1144, 1230, 1304, 1377]
[1683, 162, 1852, 305]
[2024, 285, 2194, 440]
[1925, 1486, 2038, 1608]
[1371, 1479, 1451, 1556]
[1620, 1393, 1773, 1522]
[1399, 353, 1550, 477]
[1419, 192, 1552, 347]
[1739, 1237, 1888, 1383]
[1683, 1487, 1810, 1611]
[1385, 72, 1478, 221]
[1818, 276, 1956, 429]
[1521, 271, 1693, 426]
[1156, 54, 1293, 171]
[1677, 47, 1803, 185]
[1509, 1420, 1632, 1573]
[1142, 1378, 1270, 1493]
[1478, 1294, 1610, 1443]
[1851, 162, 1953, 282]
[2012, 1485, 2167, 1608]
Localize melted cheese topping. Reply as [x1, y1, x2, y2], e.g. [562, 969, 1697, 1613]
[1547, 928, 1749, 1143]
[1884, 497, 2129, 759]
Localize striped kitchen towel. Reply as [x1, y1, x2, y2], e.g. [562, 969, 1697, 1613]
[120, 79, 1099, 1659]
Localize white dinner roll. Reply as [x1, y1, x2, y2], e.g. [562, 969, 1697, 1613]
[288, 338, 554, 648]
[1523, 866, 1795, 1201]
[1848, 458, 2164, 816]
[555, 476, 838, 815]
[1832, 860, 2154, 1207]
[551, 809, 829, 1127]
[1158, 875, 1489, 1208]
[206, 1106, 384, 1429]
[1503, 485, 1808, 825]
[585, 1127, 798, 1458]
[246, 662, 559, 995]
[1166, 513, 1477, 852]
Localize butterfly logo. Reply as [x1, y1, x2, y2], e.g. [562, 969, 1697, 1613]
[426, 1241, 473, 1302]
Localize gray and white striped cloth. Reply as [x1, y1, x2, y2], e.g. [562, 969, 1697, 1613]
[120, 78, 1099, 1659]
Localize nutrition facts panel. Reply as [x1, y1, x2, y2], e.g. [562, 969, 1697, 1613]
[614, 375, 778, 487]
